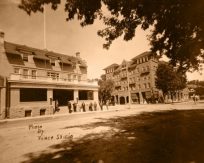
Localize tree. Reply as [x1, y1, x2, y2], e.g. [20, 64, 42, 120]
[155, 62, 187, 102]
[98, 76, 114, 104]
[19, 0, 204, 71]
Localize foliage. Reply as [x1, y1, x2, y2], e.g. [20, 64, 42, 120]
[155, 62, 187, 98]
[19, 0, 204, 71]
[98, 77, 114, 103]
[195, 87, 204, 96]
[188, 80, 204, 87]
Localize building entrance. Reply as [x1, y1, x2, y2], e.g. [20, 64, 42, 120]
[53, 89, 74, 106]
[120, 96, 125, 105]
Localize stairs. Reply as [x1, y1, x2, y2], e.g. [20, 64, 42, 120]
[54, 106, 69, 115]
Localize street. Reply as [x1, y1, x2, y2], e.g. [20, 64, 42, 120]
[0, 101, 204, 163]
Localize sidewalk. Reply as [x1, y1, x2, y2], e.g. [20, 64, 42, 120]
[0, 101, 203, 124]
[0, 104, 127, 124]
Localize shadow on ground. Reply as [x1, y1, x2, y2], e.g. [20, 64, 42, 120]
[22, 109, 204, 163]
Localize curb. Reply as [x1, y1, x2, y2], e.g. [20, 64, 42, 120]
[0, 106, 126, 124]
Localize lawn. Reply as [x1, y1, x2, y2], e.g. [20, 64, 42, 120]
[23, 109, 204, 163]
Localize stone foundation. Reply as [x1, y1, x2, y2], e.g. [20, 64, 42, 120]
[9, 105, 54, 119]
[0, 109, 6, 120]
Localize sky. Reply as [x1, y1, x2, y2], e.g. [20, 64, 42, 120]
[0, 0, 203, 81]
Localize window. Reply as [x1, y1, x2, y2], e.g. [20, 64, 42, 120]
[50, 59, 55, 66]
[78, 75, 81, 81]
[148, 83, 151, 88]
[14, 68, 20, 74]
[68, 74, 72, 81]
[20, 88, 47, 102]
[25, 110, 32, 117]
[47, 72, 59, 80]
[40, 109, 46, 116]
[73, 75, 77, 80]
[31, 70, 37, 79]
[144, 83, 146, 89]
[22, 54, 28, 62]
[23, 69, 28, 78]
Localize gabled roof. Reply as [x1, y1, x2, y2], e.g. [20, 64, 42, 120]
[4, 41, 87, 66]
[103, 63, 119, 70]
[131, 51, 152, 61]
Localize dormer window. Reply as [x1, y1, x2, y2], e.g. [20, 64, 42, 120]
[50, 59, 55, 66]
[22, 54, 28, 62]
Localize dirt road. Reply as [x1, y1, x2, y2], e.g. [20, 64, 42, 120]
[0, 102, 203, 163]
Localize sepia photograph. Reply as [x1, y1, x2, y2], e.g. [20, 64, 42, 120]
[0, 0, 204, 162]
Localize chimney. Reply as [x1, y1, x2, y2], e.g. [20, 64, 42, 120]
[76, 52, 80, 58]
[0, 30, 5, 44]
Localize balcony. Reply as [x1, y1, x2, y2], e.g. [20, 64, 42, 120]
[9, 74, 98, 87]
[140, 68, 150, 76]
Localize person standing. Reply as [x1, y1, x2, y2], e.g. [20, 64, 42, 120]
[67, 101, 72, 113]
[73, 102, 77, 112]
[89, 102, 93, 111]
[99, 101, 103, 111]
[54, 99, 59, 113]
[82, 102, 86, 112]
[106, 100, 109, 110]
[192, 94, 196, 104]
[94, 101, 97, 111]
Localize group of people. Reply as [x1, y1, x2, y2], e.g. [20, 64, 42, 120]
[192, 94, 199, 104]
[54, 99, 110, 114]
[67, 101, 104, 113]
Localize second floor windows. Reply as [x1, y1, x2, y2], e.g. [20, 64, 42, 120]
[47, 72, 59, 80]
[73, 75, 77, 80]
[23, 69, 28, 78]
[31, 70, 37, 79]
[78, 75, 81, 81]
[68, 74, 71, 81]
[14, 68, 20, 74]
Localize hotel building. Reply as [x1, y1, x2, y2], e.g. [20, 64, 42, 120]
[104, 52, 189, 104]
[0, 31, 98, 119]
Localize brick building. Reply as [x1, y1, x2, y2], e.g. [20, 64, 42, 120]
[0, 31, 98, 119]
[104, 52, 160, 104]
[104, 52, 189, 104]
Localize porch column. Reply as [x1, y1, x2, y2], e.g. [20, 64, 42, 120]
[0, 87, 6, 119]
[47, 89, 53, 105]
[74, 90, 79, 102]
[139, 92, 143, 104]
[114, 96, 117, 104]
[93, 90, 98, 101]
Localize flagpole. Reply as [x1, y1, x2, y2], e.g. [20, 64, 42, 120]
[43, 4, 47, 49]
